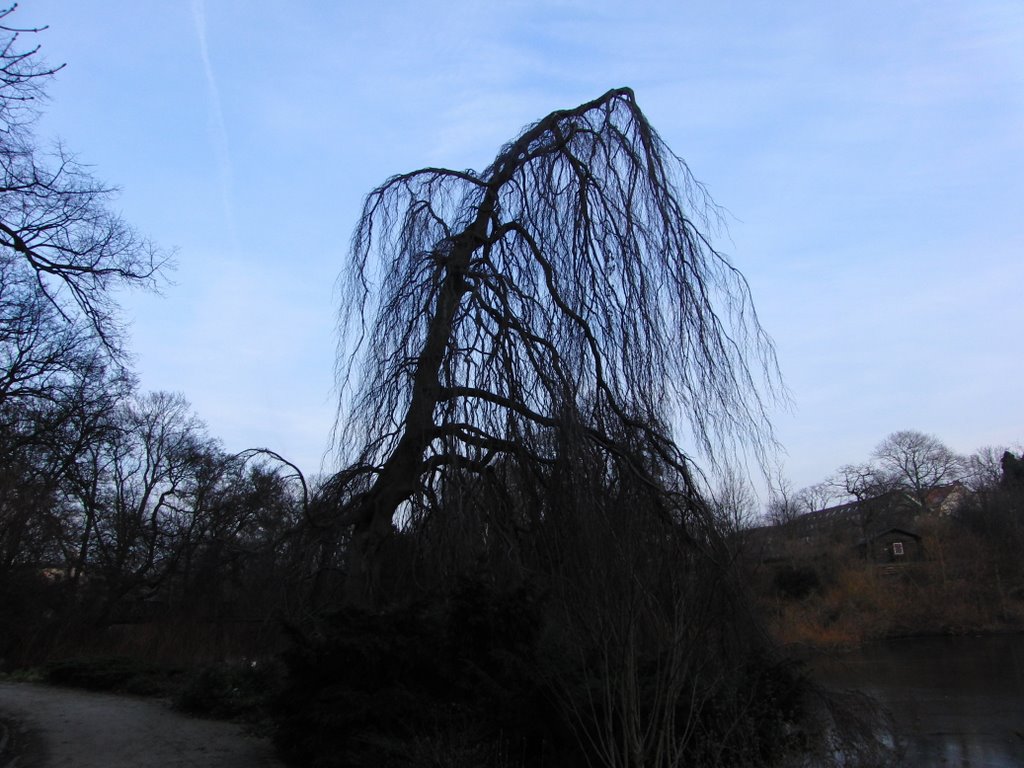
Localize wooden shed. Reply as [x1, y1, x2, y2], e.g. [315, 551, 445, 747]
[860, 528, 923, 563]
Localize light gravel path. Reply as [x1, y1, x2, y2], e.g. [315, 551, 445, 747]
[0, 682, 284, 767]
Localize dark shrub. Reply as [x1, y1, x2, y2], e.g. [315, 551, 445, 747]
[44, 656, 166, 692]
[175, 658, 285, 720]
[773, 565, 821, 600]
[0, 571, 65, 667]
[272, 578, 569, 768]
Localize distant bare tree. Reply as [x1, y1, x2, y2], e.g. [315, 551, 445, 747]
[872, 430, 964, 509]
[710, 464, 759, 531]
[796, 481, 837, 514]
[328, 88, 782, 604]
[0, 346, 128, 578]
[765, 469, 802, 526]
[964, 444, 1019, 493]
[831, 462, 898, 504]
[64, 391, 212, 606]
[829, 462, 903, 546]
[764, 475, 840, 527]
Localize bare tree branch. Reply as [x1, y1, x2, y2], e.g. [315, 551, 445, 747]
[0, 10, 168, 359]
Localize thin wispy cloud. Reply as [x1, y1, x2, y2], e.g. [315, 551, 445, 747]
[190, 0, 239, 258]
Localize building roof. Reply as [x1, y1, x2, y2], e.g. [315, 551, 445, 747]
[743, 483, 967, 561]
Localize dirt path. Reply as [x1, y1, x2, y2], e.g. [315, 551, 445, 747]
[0, 682, 283, 767]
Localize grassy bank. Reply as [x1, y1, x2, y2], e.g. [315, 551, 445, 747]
[747, 519, 1024, 650]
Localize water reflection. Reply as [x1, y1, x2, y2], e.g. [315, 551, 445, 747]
[811, 635, 1024, 767]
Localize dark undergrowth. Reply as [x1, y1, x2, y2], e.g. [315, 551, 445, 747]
[271, 577, 820, 768]
[273, 579, 568, 768]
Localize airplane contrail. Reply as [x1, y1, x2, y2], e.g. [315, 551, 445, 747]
[191, 0, 240, 259]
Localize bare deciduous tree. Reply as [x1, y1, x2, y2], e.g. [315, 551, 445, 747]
[872, 429, 963, 509]
[831, 462, 897, 503]
[0, 257, 98, 407]
[710, 464, 759, 531]
[963, 444, 1020, 493]
[0, 6, 166, 357]
[62, 391, 214, 608]
[797, 480, 838, 514]
[765, 469, 802, 526]
[329, 88, 782, 604]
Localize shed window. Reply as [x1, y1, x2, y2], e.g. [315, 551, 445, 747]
[892, 541, 905, 556]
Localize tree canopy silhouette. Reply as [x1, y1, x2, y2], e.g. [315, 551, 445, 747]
[0, 6, 164, 358]
[330, 87, 781, 603]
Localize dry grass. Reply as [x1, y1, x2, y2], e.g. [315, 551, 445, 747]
[757, 525, 1024, 650]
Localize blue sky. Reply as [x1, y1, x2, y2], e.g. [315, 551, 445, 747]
[22, 1, 1024, 496]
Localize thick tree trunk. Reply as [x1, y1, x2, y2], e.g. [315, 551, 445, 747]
[343, 230, 481, 606]
[339, 92, 642, 607]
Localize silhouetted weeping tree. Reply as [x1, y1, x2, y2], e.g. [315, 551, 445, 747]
[329, 87, 781, 605]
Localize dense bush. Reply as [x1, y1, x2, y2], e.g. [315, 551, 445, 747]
[0, 572, 66, 668]
[773, 565, 821, 600]
[272, 570, 822, 768]
[273, 578, 569, 768]
[43, 656, 175, 694]
[175, 658, 285, 720]
[683, 655, 810, 766]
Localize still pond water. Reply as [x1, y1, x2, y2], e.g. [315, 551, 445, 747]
[811, 634, 1024, 767]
